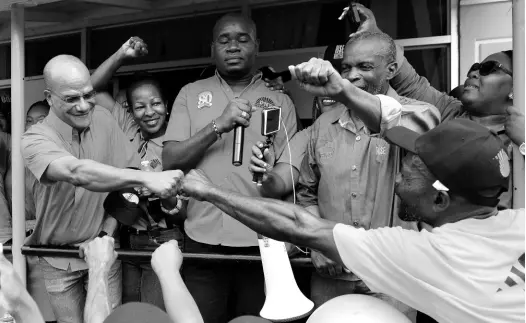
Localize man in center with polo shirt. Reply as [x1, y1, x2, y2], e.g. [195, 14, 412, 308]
[162, 13, 298, 323]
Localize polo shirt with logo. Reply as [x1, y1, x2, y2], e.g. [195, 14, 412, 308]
[21, 106, 140, 271]
[164, 70, 298, 246]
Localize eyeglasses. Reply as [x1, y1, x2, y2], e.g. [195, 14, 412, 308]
[468, 61, 513, 77]
[47, 89, 97, 105]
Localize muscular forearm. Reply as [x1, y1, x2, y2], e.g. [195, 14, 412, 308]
[203, 185, 324, 247]
[91, 49, 126, 91]
[84, 269, 112, 323]
[63, 158, 145, 192]
[158, 271, 203, 323]
[340, 80, 382, 133]
[163, 123, 218, 171]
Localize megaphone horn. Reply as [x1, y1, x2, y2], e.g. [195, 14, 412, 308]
[258, 235, 314, 322]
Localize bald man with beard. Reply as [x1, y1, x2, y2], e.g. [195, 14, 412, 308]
[21, 55, 184, 323]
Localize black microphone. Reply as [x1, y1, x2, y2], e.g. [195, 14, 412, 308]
[232, 126, 244, 166]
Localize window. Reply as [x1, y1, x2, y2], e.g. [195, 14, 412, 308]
[89, 12, 228, 69]
[405, 46, 449, 92]
[252, 0, 449, 52]
[0, 33, 81, 79]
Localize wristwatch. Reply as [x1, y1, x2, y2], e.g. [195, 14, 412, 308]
[520, 142, 525, 156]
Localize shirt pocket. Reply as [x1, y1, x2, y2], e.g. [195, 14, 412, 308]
[316, 139, 336, 164]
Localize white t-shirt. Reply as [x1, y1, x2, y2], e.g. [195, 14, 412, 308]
[333, 208, 525, 323]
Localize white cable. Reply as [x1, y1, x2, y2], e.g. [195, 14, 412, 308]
[280, 117, 308, 255]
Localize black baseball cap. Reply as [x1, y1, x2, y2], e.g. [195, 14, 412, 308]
[104, 302, 173, 323]
[385, 119, 510, 207]
[323, 43, 346, 73]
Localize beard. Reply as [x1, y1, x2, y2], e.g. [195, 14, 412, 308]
[398, 200, 423, 222]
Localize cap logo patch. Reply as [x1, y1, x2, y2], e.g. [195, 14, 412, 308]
[197, 91, 213, 109]
[334, 45, 345, 59]
[495, 149, 510, 178]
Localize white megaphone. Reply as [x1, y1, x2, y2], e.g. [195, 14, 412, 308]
[258, 236, 314, 322]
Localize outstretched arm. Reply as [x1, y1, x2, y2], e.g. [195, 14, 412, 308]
[182, 170, 341, 263]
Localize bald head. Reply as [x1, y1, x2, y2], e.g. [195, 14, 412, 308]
[212, 13, 257, 40]
[44, 55, 91, 91]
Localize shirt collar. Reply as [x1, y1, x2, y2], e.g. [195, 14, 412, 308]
[45, 109, 75, 142]
[214, 69, 263, 87]
[134, 128, 164, 147]
[463, 113, 507, 134]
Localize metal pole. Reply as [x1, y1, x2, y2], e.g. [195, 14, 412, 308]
[512, 0, 525, 209]
[10, 3, 26, 286]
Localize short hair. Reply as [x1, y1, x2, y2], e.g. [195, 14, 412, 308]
[126, 73, 165, 108]
[28, 100, 50, 114]
[212, 12, 257, 40]
[347, 31, 397, 63]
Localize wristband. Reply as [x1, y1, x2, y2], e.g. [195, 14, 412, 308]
[211, 119, 222, 138]
[98, 231, 108, 238]
[161, 198, 182, 215]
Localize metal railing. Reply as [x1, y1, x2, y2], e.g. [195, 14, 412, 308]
[2, 245, 313, 267]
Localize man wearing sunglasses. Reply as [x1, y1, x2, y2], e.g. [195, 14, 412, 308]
[346, 5, 520, 212]
[20, 54, 184, 323]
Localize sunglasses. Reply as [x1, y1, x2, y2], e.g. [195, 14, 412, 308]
[468, 61, 513, 77]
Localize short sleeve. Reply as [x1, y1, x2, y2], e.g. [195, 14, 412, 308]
[164, 85, 191, 143]
[295, 126, 320, 208]
[272, 94, 298, 161]
[110, 102, 137, 139]
[277, 126, 311, 171]
[333, 223, 439, 308]
[21, 131, 72, 183]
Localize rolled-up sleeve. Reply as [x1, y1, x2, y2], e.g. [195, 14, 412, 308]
[296, 128, 320, 208]
[376, 95, 440, 137]
[21, 132, 71, 183]
[164, 85, 191, 143]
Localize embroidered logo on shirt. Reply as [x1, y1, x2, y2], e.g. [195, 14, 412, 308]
[494, 149, 510, 178]
[333, 45, 345, 59]
[197, 91, 213, 109]
[318, 140, 335, 160]
[376, 143, 388, 156]
[255, 97, 276, 110]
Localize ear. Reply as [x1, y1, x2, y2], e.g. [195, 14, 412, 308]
[508, 89, 514, 101]
[43, 90, 53, 107]
[385, 61, 398, 81]
[432, 190, 450, 213]
[210, 42, 215, 60]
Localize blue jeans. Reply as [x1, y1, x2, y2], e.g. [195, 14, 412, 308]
[37, 257, 122, 323]
[122, 227, 183, 310]
[310, 272, 417, 323]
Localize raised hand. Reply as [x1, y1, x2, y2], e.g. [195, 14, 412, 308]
[151, 240, 183, 277]
[215, 98, 256, 134]
[289, 58, 348, 101]
[339, 3, 381, 37]
[120, 36, 148, 59]
[79, 236, 117, 274]
[181, 169, 214, 201]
